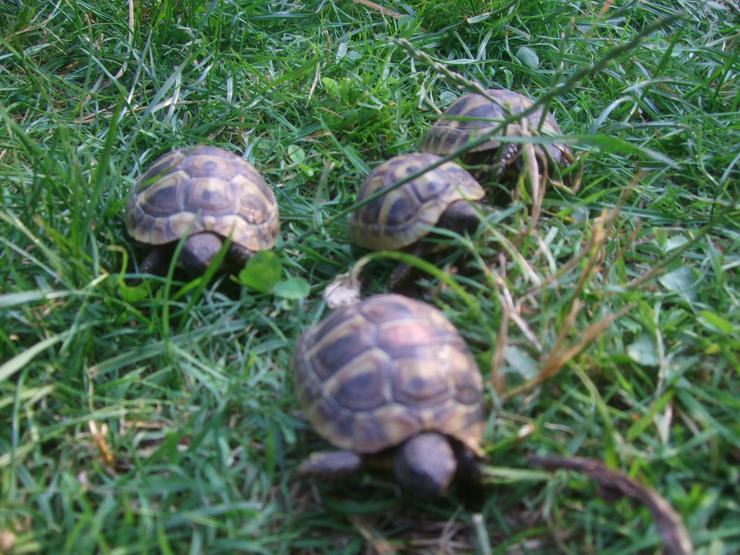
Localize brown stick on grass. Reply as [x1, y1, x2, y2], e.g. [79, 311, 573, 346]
[352, 0, 403, 20]
[528, 455, 693, 555]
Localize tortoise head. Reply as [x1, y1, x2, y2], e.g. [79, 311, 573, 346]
[179, 232, 224, 275]
[437, 199, 480, 238]
[393, 432, 457, 498]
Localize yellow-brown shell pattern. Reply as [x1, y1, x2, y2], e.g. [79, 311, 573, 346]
[294, 294, 485, 456]
[348, 153, 485, 251]
[420, 89, 570, 165]
[125, 145, 279, 253]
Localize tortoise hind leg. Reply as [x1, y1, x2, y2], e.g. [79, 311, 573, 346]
[298, 451, 362, 478]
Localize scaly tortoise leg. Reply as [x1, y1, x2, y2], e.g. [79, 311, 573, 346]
[138, 246, 171, 277]
[298, 450, 363, 478]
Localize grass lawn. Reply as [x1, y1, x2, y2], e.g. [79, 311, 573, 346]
[1, 1, 738, 553]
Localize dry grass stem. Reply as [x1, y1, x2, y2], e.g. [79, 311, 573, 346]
[349, 516, 398, 555]
[491, 304, 510, 394]
[502, 304, 633, 401]
[88, 420, 115, 467]
[528, 455, 693, 555]
[352, 0, 404, 21]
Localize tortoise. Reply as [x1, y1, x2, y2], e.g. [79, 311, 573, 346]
[348, 152, 485, 252]
[420, 88, 573, 187]
[125, 145, 279, 275]
[294, 294, 485, 497]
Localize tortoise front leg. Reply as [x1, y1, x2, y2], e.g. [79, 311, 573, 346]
[227, 242, 253, 271]
[138, 245, 171, 276]
[389, 243, 425, 295]
[298, 450, 362, 478]
[494, 142, 521, 182]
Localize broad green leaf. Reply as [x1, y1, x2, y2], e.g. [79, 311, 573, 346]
[0, 290, 71, 308]
[287, 145, 306, 164]
[665, 234, 689, 252]
[659, 267, 697, 300]
[697, 311, 734, 335]
[627, 334, 659, 367]
[321, 77, 339, 98]
[503, 346, 539, 379]
[118, 282, 149, 302]
[273, 276, 310, 300]
[238, 251, 283, 293]
[516, 46, 539, 69]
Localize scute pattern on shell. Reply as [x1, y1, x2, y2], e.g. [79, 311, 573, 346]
[348, 153, 485, 250]
[294, 294, 485, 456]
[420, 89, 570, 165]
[125, 145, 279, 252]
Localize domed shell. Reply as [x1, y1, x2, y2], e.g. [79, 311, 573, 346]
[125, 145, 279, 253]
[294, 294, 485, 456]
[420, 89, 570, 166]
[348, 153, 485, 251]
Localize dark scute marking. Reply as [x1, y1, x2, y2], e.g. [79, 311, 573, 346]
[358, 198, 383, 225]
[403, 164, 421, 176]
[313, 305, 355, 340]
[313, 395, 356, 445]
[186, 180, 233, 214]
[138, 154, 179, 187]
[313, 330, 374, 380]
[393, 367, 449, 406]
[295, 359, 323, 407]
[314, 396, 342, 427]
[412, 175, 448, 202]
[145, 186, 180, 215]
[334, 367, 387, 411]
[445, 96, 476, 116]
[460, 102, 500, 122]
[386, 195, 415, 226]
[455, 381, 483, 405]
[240, 195, 268, 223]
[184, 157, 232, 179]
[443, 163, 474, 180]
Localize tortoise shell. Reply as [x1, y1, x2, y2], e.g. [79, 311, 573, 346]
[294, 294, 485, 456]
[420, 89, 571, 167]
[348, 153, 485, 251]
[125, 145, 279, 253]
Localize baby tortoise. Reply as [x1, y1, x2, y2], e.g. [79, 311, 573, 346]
[420, 89, 573, 187]
[348, 152, 485, 252]
[294, 294, 485, 498]
[125, 145, 279, 275]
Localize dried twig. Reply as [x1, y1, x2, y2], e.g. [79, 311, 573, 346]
[502, 303, 633, 401]
[349, 516, 398, 555]
[394, 38, 502, 104]
[352, 0, 403, 21]
[88, 420, 115, 467]
[490, 302, 510, 394]
[519, 119, 544, 235]
[528, 455, 693, 555]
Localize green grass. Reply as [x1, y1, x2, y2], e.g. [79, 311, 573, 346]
[1, 0, 738, 553]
